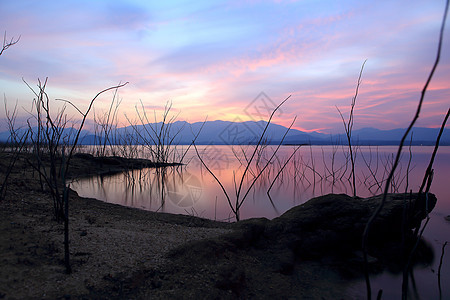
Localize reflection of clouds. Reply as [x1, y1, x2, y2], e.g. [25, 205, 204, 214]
[68, 145, 450, 224]
[167, 172, 202, 208]
[192, 144, 231, 175]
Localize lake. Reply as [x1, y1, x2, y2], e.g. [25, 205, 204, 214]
[70, 145, 450, 299]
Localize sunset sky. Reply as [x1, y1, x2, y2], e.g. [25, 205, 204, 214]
[0, 0, 449, 133]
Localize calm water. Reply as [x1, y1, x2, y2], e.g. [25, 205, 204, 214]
[70, 145, 450, 299]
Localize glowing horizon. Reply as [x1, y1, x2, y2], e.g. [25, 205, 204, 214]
[0, 0, 449, 134]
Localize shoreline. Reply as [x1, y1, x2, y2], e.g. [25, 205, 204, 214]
[0, 152, 435, 299]
[0, 152, 355, 299]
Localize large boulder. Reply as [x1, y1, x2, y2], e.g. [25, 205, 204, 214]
[168, 192, 436, 287]
[263, 193, 436, 258]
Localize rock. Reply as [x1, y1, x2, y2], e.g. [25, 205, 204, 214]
[215, 264, 246, 295]
[445, 215, 450, 222]
[231, 217, 269, 246]
[275, 249, 296, 275]
[264, 193, 436, 258]
[168, 192, 436, 282]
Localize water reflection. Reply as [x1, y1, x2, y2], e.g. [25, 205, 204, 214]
[70, 145, 450, 299]
[70, 145, 450, 219]
[72, 167, 202, 214]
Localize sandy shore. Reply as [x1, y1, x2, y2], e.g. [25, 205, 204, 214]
[0, 152, 358, 299]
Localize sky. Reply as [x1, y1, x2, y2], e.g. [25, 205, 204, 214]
[0, 0, 449, 134]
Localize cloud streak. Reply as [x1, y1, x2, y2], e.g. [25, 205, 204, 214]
[0, 0, 448, 133]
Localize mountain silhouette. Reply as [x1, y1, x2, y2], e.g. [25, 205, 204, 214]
[0, 121, 448, 146]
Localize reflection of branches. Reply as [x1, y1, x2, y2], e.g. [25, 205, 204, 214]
[195, 96, 294, 221]
[321, 145, 345, 185]
[418, 109, 450, 195]
[400, 109, 450, 298]
[306, 145, 323, 183]
[396, 141, 414, 195]
[362, 2, 448, 298]
[231, 145, 251, 172]
[404, 134, 413, 194]
[438, 241, 448, 299]
[126, 100, 199, 164]
[267, 145, 304, 200]
[361, 146, 382, 195]
[237, 118, 296, 214]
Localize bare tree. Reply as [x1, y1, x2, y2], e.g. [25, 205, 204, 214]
[126, 100, 203, 165]
[361, 1, 449, 298]
[194, 96, 295, 221]
[336, 59, 366, 197]
[0, 32, 21, 200]
[0, 31, 20, 56]
[0, 99, 29, 201]
[23, 78, 128, 274]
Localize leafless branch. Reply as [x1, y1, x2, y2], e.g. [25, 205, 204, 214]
[0, 31, 20, 56]
[362, 1, 449, 298]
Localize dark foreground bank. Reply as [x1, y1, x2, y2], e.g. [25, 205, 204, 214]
[0, 153, 434, 299]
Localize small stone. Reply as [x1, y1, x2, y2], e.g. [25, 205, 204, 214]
[445, 215, 450, 222]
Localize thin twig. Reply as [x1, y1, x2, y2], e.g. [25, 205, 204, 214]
[362, 1, 448, 299]
[438, 241, 448, 299]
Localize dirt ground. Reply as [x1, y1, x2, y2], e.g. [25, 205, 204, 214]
[0, 152, 361, 299]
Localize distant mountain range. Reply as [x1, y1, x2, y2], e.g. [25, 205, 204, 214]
[1, 120, 449, 146]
